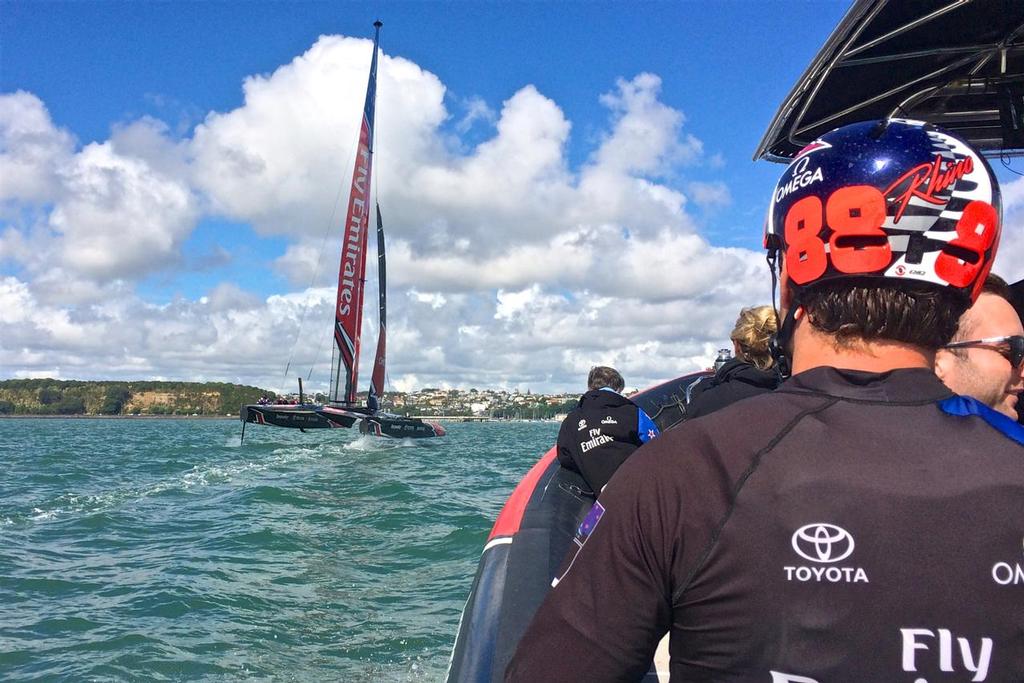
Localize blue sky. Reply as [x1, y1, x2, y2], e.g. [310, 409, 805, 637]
[2, 1, 1022, 393]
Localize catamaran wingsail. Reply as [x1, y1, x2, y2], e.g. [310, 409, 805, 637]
[241, 21, 445, 440]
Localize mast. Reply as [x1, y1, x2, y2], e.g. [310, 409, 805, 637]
[367, 202, 387, 412]
[329, 20, 383, 406]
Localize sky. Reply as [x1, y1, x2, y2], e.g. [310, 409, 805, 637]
[2, 1, 1023, 395]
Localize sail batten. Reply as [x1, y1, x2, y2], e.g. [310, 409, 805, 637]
[329, 21, 383, 406]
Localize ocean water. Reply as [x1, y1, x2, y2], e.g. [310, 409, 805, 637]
[0, 418, 558, 681]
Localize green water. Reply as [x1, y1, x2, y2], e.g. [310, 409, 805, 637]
[0, 418, 557, 681]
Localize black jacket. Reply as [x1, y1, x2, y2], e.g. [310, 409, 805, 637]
[685, 358, 781, 419]
[510, 368, 1024, 681]
[556, 389, 657, 493]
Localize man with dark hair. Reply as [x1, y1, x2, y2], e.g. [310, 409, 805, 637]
[555, 366, 659, 494]
[935, 273, 1024, 420]
[508, 120, 1024, 681]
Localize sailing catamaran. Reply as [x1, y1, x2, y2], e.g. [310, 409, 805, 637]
[241, 21, 445, 440]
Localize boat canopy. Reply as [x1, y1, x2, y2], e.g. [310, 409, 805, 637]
[755, 0, 1024, 162]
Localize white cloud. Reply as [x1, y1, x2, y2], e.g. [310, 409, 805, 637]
[0, 35, 768, 392]
[994, 176, 1024, 283]
[49, 140, 197, 280]
[191, 35, 447, 240]
[455, 96, 496, 134]
[595, 73, 701, 174]
[686, 180, 731, 208]
[0, 91, 75, 204]
[1, 94, 198, 287]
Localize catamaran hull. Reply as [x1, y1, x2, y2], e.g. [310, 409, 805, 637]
[240, 404, 359, 430]
[359, 416, 446, 438]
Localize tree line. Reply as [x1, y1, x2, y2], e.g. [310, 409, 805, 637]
[0, 379, 274, 416]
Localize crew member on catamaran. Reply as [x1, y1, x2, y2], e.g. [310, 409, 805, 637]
[556, 366, 659, 494]
[507, 120, 1024, 682]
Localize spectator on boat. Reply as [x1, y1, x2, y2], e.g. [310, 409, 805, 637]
[935, 273, 1024, 420]
[508, 120, 1023, 681]
[685, 305, 782, 420]
[556, 366, 659, 495]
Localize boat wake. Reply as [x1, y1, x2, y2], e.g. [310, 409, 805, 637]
[344, 434, 435, 452]
[3, 445, 331, 528]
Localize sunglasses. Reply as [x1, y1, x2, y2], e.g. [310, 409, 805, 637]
[944, 335, 1024, 369]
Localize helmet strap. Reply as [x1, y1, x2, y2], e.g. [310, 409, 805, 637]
[769, 303, 798, 380]
[766, 245, 795, 380]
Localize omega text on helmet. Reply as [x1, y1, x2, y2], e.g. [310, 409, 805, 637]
[775, 164, 824, 203]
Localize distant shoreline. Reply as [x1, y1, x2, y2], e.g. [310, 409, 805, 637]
[0, 414, 238, 420]
[0, 415, 559, 423]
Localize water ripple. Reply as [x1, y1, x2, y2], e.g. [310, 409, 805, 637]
[0, 418, 556, 680]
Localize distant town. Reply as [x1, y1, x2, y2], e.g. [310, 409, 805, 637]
[305, 387, 582, 420]
[0, 379, 586, 420]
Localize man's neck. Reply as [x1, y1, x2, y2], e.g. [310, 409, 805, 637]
[790, 319, 934, 374]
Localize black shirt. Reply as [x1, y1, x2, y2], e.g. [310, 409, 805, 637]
[508, 367, 1024, 682]
[685, 358, 781, 420]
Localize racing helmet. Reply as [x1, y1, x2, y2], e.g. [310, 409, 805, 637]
[764, 119, 1001, 303]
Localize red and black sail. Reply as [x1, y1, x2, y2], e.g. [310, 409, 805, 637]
[330, 21, 382, 406]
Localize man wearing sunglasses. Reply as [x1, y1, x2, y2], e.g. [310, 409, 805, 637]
[935, 274, 1024, 420]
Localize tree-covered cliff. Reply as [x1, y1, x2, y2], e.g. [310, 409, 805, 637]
[0, 379, 276, 416]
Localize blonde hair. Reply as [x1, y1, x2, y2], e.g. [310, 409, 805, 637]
[730, 305, 778, 371]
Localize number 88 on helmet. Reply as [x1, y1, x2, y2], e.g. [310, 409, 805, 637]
[764, 118, 1001, 304]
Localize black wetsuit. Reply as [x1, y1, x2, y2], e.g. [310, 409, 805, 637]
[685, 358, 781, 420]
[508, 367, 1024, 682]
[557, 388, 659, 494]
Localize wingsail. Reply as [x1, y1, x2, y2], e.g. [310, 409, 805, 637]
[330, 21, 383, 406]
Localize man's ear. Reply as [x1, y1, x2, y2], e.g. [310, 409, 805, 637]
[933, 348, 955, 382]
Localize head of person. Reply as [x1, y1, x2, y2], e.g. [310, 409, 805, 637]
[730, 306, 778, 371]
[934, 274, 1024, 418]
[588, 366, 625, 393]
[764, 119, 1002, 361]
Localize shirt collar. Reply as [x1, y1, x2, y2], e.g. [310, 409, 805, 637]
[782, 366, 952, 403]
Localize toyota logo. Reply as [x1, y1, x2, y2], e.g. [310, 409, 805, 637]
[792, 523, 855, 564]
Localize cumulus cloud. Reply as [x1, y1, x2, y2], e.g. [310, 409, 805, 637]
[1, 93, 199, 288]
[1, 34, 775, 392]
[50, 140, 197, 280]
[994, 176, 1024, 282]
[191, 35, 447, 240]
[0, 91, 75, 204]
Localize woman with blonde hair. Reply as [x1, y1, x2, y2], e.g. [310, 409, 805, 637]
[685, 305, 782, 419]
[730, 305, 778, 371]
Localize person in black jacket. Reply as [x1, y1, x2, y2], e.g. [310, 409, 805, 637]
[556, 366, 659, 494]
[686, 305, 782, 419]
